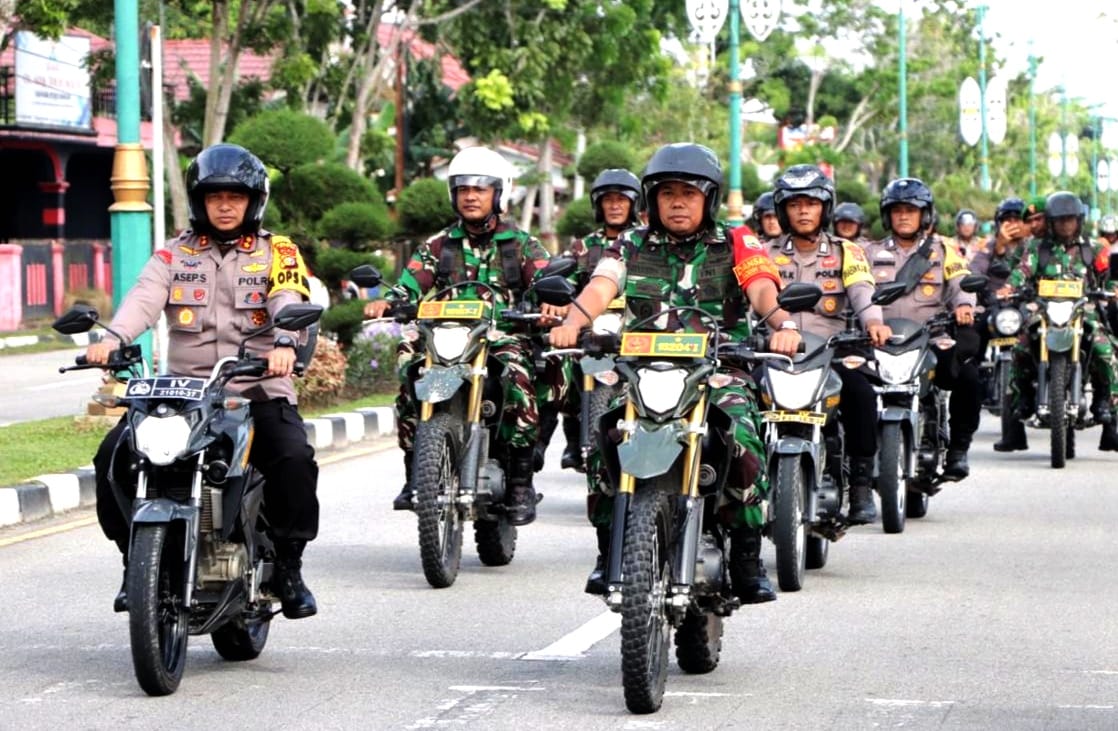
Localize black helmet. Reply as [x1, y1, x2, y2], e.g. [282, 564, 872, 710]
[186, 143, 270, 238]
[772, 164, 835, 233]
[751, 191, 775, 227]
[1045, 191, 1084, 237]
[994, 197, 1026, 223]
[833, 202, 866, 225]
[641, 143, 723, 231]
[590, 168, 641, 225]
[880, 177, 935, 232]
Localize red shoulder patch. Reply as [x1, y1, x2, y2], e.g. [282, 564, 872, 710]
[155, 249, 172, 265]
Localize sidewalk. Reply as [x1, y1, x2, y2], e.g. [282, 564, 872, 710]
[0, 406, 396, 528]
[0, 330, 102, 351]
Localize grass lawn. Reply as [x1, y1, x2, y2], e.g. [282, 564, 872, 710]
[0, 392, 395, 485]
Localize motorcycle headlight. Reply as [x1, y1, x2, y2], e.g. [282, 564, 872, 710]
[134, 414, 193, 466]
[993, 307, 1024, 336]
[766, 367, 825, 410]
[430, 324, 471, 361]
[636, 366, 688, 414]
[875, 348, 922, 385]
[592, 312, 623, 335]
[1045, 301, 1075, 327]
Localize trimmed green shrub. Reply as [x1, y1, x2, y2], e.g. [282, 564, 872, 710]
[318, 201, 395, 248]
[556, 195, 596, 238]
[228, 109, 334, 173]
[313, 245, 392, 291]
[273, 162, 379, 225]
[319, 297, 368, 348]
[577, 141, 639, 182]
[397, 177, 453, 235]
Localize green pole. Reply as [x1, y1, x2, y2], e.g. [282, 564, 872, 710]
[110, 0, 153, 359]
[898, 3, 908, 177]
[726, 0, 744, 225]
[977, 5, 990, 190]
[1028, 52, 1037, 197]
[1091, 116, 1099, 222]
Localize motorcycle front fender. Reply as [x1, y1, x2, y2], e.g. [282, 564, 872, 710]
[414, 364, 469, 404]
[1045, 328, 1076, 353]
[771, 436, 818, 459]
[879, 405, 915, 426]
[132, 497, 198, 526]
[617, 422, 684, 479]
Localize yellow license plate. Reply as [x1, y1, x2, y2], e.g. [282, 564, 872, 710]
[416, 300, 488, 319]
[1037, 279, 1083, 298]
[989, 336, 1018, 347]
[620, 332, 708, 358]
[762, 410, 828, 426]
[607, 296, 626, 310]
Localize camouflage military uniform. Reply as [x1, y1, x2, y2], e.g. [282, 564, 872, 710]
[391, 220, 551, 451]
[1005, 236, 1118, 415]
[584, 223, 778, 530]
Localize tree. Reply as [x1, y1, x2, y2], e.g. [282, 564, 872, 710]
[227, 109, 334, 174]
[576, 141, 638, 182]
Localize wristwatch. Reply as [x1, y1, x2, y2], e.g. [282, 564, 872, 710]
[779, 320, 799, 331]
[274, 335, 297, 349]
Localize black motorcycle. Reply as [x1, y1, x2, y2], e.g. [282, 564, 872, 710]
[53, 302, 322, 696]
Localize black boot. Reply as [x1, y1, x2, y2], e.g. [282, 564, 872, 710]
[113, 569, 128, 613]
[535, 405, 560, 472]
[113, 541, 128, 613]
[506, 447, 538, 526]
[585, 525, 611, 595]
[846, 456, 878, 525]
[942, 448, 970, 480]
[1100, 423, 1118, 452]
[1091, 394, 1114, 425]
[560, 416, 583, 471]
[729, 527, 776, 604]
[272, 541, 317, 619]
[994, 418, 1028, 452]
[392, 452, 414, 511]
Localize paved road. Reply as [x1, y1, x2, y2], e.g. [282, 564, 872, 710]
[0, 348, 103, 426]
[2, 418, 1117, 729]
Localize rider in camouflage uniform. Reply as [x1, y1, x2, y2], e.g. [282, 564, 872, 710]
[550, 143, 802, 604]
[364, 146, 553, 525]
[999, 191, 1118, 452]
[536, 169, 644, 472]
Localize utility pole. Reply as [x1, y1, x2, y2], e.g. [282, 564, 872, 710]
[898, 2, 908, 177]
[110, 0, 153, 359]
[726, 0, 744, 225]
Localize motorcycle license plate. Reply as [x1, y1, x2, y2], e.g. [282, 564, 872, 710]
[762, 410, 827, 426]
[1037, 279, 1082, 298]
[620, 332, 707, 358]
[989, 336, 1018, 347]
[125, 376, 206, 400]
[416, 300, 488, 319]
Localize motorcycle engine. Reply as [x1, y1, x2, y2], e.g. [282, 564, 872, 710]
[197, 538, 248, 588]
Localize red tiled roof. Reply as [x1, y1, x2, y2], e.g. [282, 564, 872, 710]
[162, 40, 275, 102]
[376, 23, 469, 92]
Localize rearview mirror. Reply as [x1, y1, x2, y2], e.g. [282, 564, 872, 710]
[348, 264, 383, 289]
[776, 282, 823, 313]
[958, 273, 988, 293]
[273, 303, 324, 332]
[539, 256, 577, 279]
[872, 280, 909, 306]
[52, 305, 100, 334]
[532, 275, 576, 306]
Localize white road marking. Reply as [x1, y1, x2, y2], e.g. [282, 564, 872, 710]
[1057, 704, 1115, 710]
[865, 698, 955, 707]
[521, 610, 620, 660]
[664, 691, 746, 697]
[448, 685, 545, 692]
[407, 681, 542, 729]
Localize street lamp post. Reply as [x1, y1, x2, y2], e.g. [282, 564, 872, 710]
[898, 2, 908, 177]
[976, 4, 990, 190]
[110, 0, 153, 356]
[1028, 50, 1037, 197]
[726, 0, 744, 225]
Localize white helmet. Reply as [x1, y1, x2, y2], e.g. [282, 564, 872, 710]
[447, 146, 515, 217]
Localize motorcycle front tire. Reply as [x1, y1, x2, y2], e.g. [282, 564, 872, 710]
[128, 522, 190, 696]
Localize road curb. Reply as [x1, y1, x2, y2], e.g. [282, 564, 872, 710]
[0, 406, 396, 528]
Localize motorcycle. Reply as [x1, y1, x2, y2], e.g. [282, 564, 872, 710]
[870, 274, 987, 529]
[348, 261, 573, 588]
[750, 287, 871, 591]
[978, 260, 1025, 417]
[541, 280, 819, 714]
[1014, 277, 1115, 468]
[52, 301, 323, 696]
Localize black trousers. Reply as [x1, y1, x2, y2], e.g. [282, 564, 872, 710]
[932, 326, 982, 446]
[93, 399, 319, 555]
[836, 368, 878, 458]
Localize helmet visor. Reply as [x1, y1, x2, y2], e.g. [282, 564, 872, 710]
[450, 174, 500, 190]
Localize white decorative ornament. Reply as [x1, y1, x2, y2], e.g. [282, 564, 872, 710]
[741, 0, 781, 42]
[985, 76, 1007, 145]
[1047, 132, 1063, 178]
[686, 0, 729, 44]
[958, 76, 982, 146]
